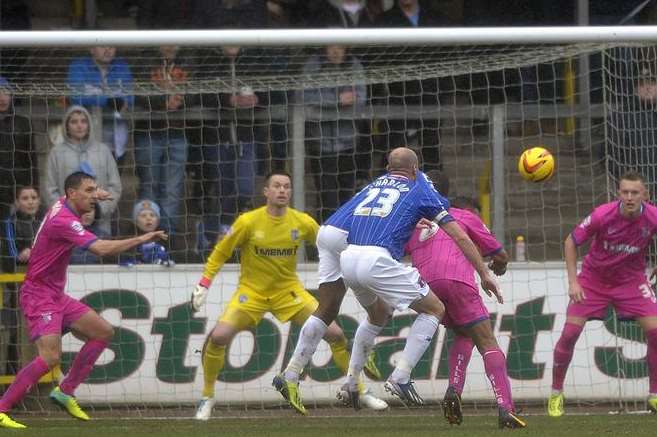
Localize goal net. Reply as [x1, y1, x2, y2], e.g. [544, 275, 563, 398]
[0, 29, 652, 413]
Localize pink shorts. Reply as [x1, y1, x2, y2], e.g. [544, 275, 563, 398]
[567, 276, 657, 321]
[428, 279, 490, 328]
[20, 289, 91, 341]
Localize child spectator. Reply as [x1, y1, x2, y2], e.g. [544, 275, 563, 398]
[1, 186, 44, 272]
[0, 185, 44, 373]
[130, 199, 172, 265]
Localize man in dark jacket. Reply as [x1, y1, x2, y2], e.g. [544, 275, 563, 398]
[0, 77, 38, 222]
[375, 0, 448, 172]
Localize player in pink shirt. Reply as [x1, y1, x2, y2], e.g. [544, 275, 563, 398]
[406, 171, 522, 429]
[548, 171, 657, 417]
[0, 172, 166, 430]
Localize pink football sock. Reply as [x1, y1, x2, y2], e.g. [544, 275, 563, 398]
[645, 328, 657, 394]
[483, 348, 515, 411]
[448, 335, 474, 395]
[60, 339, 108, 396]
[0, 356, 50, 412]
[552, 322, 583, 391]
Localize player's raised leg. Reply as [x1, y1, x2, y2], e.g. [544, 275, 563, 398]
[384, 292, 444, 406]
[51, 307, 114, 421]
[0, 334, 55, 429]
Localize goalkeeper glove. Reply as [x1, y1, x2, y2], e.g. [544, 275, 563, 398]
[191, 283, 209, 312]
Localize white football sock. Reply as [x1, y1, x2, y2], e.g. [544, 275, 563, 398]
[345, 319, 383, 388]
[390, 313, 439, 384]
[284, 315, 328, 383]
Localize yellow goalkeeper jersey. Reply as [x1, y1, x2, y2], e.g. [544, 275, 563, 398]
[201, 206, 319, 295]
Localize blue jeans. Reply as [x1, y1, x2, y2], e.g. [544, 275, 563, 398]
[219, 142, 256, 225]
[134, 131, 187, 232]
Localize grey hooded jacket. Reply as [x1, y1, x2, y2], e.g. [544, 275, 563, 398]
[45, 105, 122, 233]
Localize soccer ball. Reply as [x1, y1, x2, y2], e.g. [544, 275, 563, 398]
[518, 147, 555, 182]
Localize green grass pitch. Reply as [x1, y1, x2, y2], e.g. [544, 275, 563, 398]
[12, 413, 657, 437]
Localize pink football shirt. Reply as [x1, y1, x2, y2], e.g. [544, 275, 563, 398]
[406, 208, 503, 287]
[571, 200, 657, 286]
[21, 197, 98, 297]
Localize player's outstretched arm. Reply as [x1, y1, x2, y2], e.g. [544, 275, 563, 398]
[88, 231, 167, 257]
[564, 234, 585, 302]
[440, 220, 502, 303]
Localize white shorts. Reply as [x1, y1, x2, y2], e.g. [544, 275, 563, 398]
[316, 225, 349, 285]
[339, 244, 430, 311]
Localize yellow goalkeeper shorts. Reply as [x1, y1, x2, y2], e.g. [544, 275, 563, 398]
[219, 284, 318, 329]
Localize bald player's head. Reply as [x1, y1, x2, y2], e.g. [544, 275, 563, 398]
[386, 147, 419, 178]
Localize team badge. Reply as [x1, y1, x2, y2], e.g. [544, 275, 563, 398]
[255, 230, 265, 239]
[239, 294, 248, 303]
[41, 312, 53, 323]
[291, 229, 299, 241]
[642, 226, 650, 238]
[71, 221, 85, 235]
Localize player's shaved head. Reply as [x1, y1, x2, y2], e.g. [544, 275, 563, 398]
[387, 147, 418, 175]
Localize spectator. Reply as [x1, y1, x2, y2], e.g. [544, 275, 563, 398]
[134, 45, 192, 234]
[0, 76, 38, 221]
[131, 0, 193, 29]
[190, 0, 269, 29]
[131, 199, 172, 265]
[67, 45, 134, 167]
[302, 44, 366, 221]
[375, 0, 447, 172]
[45, 105, 122, 235]
[191, 46, 272, 253]
[70, 206, 109, 265]
[0, 185, 44, 374]
[609, 61, 657, 196]
[304, 0, 379, 28]
[0, 186, 44, 272]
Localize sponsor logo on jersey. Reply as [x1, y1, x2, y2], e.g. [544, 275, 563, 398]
[418, 222, 439, 242]
[603, 240, 639, 255]
[254, 246, 298, 257]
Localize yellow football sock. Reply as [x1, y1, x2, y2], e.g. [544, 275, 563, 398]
[329, 338, 350, 375]
[202, 341, 226, 398]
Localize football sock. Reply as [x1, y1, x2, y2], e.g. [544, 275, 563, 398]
[552, 322, 583, 391]
[390, 314, 439, 384]
[345, 320, 382, 388]
[202, 341, 226, 398]
[284, 316, 328, 383]
[483, 348, 514, 411]
[60, 339, 108, 396]
[0, 356, 50, 413]
[328, 337, 350, 375]
[645, 328, 657, 394]
[448, 335, 474, 395]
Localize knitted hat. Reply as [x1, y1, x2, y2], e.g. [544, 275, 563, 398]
[133, 199, 161, 221]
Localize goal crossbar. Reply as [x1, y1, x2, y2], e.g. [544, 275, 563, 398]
[1, 26, 657, 47]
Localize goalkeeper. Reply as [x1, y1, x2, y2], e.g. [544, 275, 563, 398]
[191, 171, 386, 420]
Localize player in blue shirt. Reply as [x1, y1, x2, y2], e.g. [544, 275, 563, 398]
[278, 147, 500, 411]
[340, 147, 499, 407]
